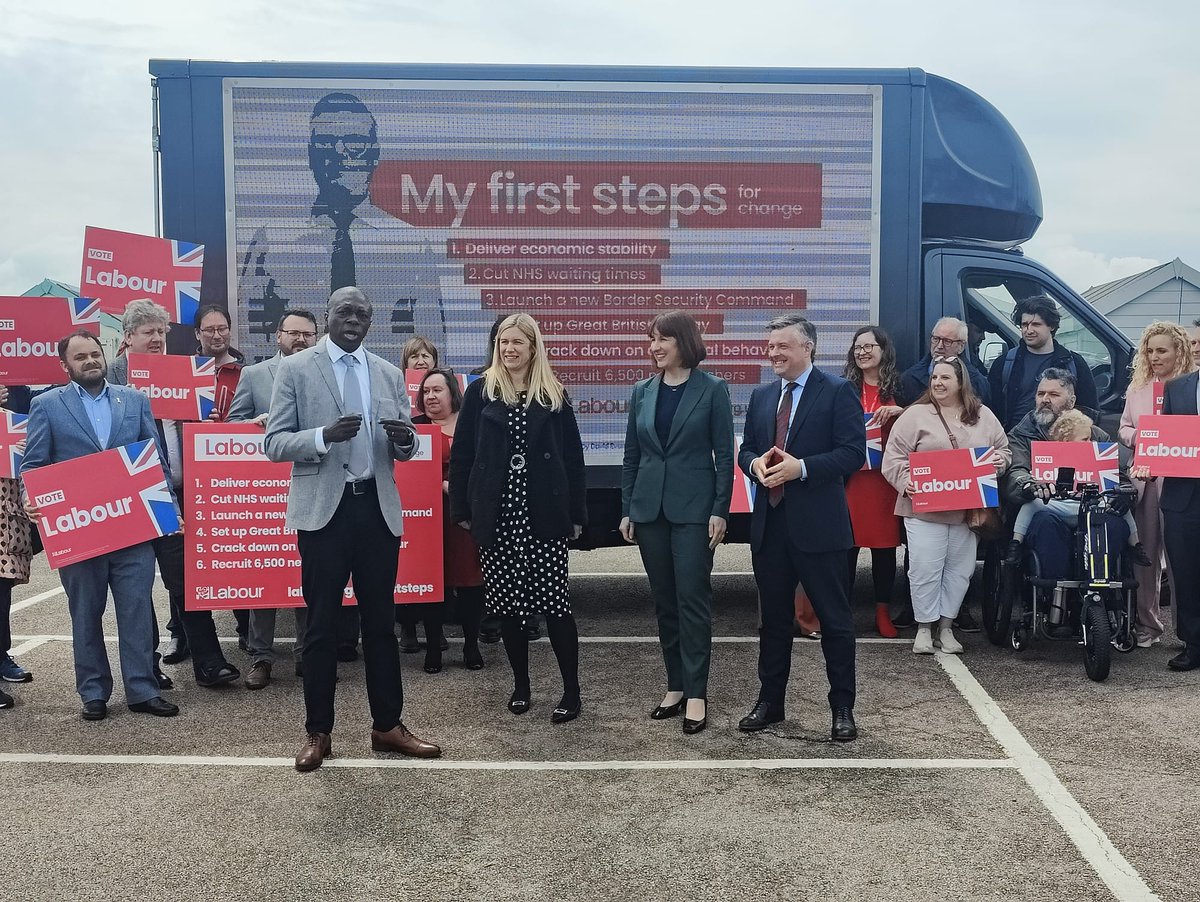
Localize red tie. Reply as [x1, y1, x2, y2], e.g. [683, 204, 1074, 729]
[769, 382, 797, 507]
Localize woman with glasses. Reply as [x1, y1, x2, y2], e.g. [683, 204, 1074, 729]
[449, 314, 587, 723]
[882, 356, 1010, 654]
[843, 326, 905, 637]
[1120, 321, 1197, 648]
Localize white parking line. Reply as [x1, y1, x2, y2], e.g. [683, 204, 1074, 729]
[9, 586, 64, 613]
[938, 654, 1161, 902]
[6, 637, 52, 658]
[0, 751, 1016, 772]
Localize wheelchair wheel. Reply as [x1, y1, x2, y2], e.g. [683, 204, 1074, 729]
[1082, 603, 1112, 682]
[1010, 626, 1028, 652]
[984, 558, 1015, 646]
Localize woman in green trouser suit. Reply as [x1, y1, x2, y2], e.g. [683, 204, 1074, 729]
[620, 311, 734, 735]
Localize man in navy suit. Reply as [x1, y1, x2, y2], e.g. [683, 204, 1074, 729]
[1159, 369, 1200, 671]
[738, 313, 865, 740]
[21, 330, 179, 721]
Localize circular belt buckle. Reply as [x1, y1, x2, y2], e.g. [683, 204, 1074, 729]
[510, 453, 526, 471]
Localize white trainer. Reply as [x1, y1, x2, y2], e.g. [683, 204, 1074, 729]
[913, 626, 934, 654]
[938, 627, 964, 654]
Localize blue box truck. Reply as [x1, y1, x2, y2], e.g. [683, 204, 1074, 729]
[149, 61, 1134, 541]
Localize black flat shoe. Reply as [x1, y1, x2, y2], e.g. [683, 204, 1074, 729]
[551, 699, 581, 724]
[831, 706, 858, 742]
[463, 645, 484, 671]
[1168, 649, 1200, 672]
[129, 697, 179, 717]
[162, 638, 190, 665]
[423, 651, 442, 674]
[650, 697, 686, 720]
[399, 624, 420, 654]
[154, 668, 174, 691]
[508, 689, 531, 715]
[81, 699, 107, 721]
[738, 701, 784, 732]
[683, 699, 707, 735]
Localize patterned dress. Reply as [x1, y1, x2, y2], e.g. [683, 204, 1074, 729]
[478, 394, 570, 619]
[0, 478, 33, 584]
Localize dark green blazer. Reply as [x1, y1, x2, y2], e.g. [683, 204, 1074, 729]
[621, 369, 734, 525]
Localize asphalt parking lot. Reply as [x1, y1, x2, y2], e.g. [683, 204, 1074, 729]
[3, 545, 1194, 902]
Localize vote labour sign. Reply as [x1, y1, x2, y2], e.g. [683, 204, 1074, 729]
[0, 411, 27, 479]
[0, 296, 101, 385]
[862, 413, 883, 471]
[81, 226, 204, 325]
[125, 353, 216, 420]
[1030, 441, 1120, 490]
[1134, 415, 1200, 477]
[21, 440, 179, 569]
[908, 446, 1001, 514]
[184, 424, 443, 609]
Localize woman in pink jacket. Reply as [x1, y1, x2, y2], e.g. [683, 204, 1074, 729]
[1119, 321, 1197, 647]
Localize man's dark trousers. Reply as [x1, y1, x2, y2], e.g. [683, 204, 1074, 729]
[297, 481, 403, 735]
[754, 502, 856, 709]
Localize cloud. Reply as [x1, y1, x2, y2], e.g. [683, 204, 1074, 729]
[1024, 232, 1161, 293]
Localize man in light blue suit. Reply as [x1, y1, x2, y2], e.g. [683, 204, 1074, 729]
[21, 330, 180, 722]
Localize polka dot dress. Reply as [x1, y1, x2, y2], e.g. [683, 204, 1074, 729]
[479, 394, 571, 620]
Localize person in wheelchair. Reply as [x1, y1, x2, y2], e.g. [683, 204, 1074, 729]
[1002, 369, 1151, 568]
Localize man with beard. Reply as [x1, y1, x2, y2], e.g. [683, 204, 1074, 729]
[1002, 368, 1149, 566]
[21, 331, 179, 721]
[237, 92, 446, 360]
[227, 309, 319, 689]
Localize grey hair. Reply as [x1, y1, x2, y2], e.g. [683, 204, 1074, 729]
[122, 299, 172, 335]
[766, 312, 817, 346]
[1039, 367, 1077, 396]
[932, 316, 968, 341]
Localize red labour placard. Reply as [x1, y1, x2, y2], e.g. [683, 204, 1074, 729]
[1030, 441, 1121, 490]
[0, 411, 27, 479]
[184, 424, 443, 609]
[22, 441, 179, 569]
[81, 226, 203, 325]
[125, 353, 216, 421]
[0, 296, 100, 385]
[1134, 415, 1200, 478]
[908, 447, 1001, 514]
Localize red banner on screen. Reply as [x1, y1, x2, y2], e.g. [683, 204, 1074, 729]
[184, 424, 444, 609]
[463, 263, 661, 286]
[23, 441, 179, 569]
[535, 312, 724, 336]
[372, 161, 822, 229]
[1134, 415, 1200, 477]
[545, 338, 764, 362]
[0, 411, 27, 479]
[480, 288, 805, 311]
[908, 447, 1001, 514]
[448, 238, 670, 260]
[81, 226, 204, 324]
[0, 296, 100, 385]
[1030, 441, 1121, 490]
[125, 353, 216, 421]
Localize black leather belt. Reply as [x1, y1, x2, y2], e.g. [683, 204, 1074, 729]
[345, 477, 376, 496]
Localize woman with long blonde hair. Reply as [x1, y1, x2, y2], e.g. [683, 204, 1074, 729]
[1119, 321, 1197, 648]
[449, 314, 586, 723]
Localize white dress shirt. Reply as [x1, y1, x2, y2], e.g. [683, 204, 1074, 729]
[313, 342, 374, 478]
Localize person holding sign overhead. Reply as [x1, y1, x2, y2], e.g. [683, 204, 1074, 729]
[265, 286, 441, 771]
[21, 330, 179, 721]
[737, 313, 864, 741]
[1119, 321, 1196, 649]
[882, 356, 1009, 656]
[620, 311, 733, 736]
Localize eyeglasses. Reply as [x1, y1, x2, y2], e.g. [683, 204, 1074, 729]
[199, 325, 230, 336]
[852, 343, 879, 354]
[279, 330, 317, 340]
[310, 135, 373, 157]
[930, 335, 964, 347]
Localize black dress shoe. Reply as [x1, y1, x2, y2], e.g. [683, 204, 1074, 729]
[955, 608, 981, 633]
[892, 605, 916, 628]
[683, 699, 707, 735]
[195, 663, 240, 688]
[129, 697, 179, 717]
[154, 668, 174, 691]
[1167, 649, 1200, 672]
[81, 699, 107, 721]
[162, 638, 190, 665]
[738, 701, 784, 732]
[650, 697, 686, 720]
[831, 706, 858, 742]
[463, 643, 484, 670]
[551, 696, 581, 724]
[508, 688, 531, 715]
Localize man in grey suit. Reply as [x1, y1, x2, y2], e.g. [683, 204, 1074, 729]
[228, 308, 319, 689]
[265, 287, 442, 770]
[21, 330, 179, 721]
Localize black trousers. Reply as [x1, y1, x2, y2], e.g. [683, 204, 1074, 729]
[0, 577, 12, 657]
[752, 503, 856, 709]
[152, 533, 226, 676]
[1163, 507, 1200, 650]
[297, 482, 403, 735]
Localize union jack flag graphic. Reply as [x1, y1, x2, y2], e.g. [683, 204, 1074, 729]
[192, 356, 217, 421]
[0, 411, 26, 479]
[862, 413, 883, 470]
[70, 296, 101, 326]
[118, 440, 179, 538]
[1091, 442, 1121, 491]
[170, 240, 204, 327]
[970, 446, 1000, 508]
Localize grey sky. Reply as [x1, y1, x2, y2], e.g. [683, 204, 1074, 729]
[0, 0, 1195, 295]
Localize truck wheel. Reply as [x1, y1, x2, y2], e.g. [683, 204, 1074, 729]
[1083, 603, 1112, 682]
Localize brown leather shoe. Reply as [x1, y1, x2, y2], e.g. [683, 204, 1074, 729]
[295, 732, 332, 772]
[370, 723, 442, 758]
[244, 661, 272, 690]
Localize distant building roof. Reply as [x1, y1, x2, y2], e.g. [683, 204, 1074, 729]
[21, 278, 80, 298]
[1083, 258, 1200, 314]
[1083, 258, 1200, 340]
